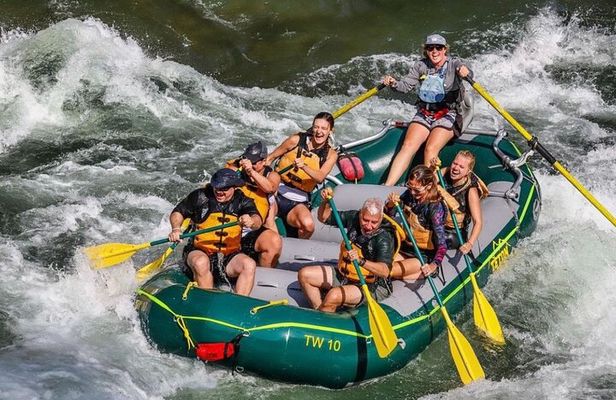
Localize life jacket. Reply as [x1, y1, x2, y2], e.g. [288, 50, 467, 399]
[224, 159, 272, 222]
[417, 60, 448, 104]
[276, 132, 330, 193]
[193, 212, 241, 255]
[337, 214, 406, 283]
[401, 200, 448, 251]
[441, 169, 489, 229]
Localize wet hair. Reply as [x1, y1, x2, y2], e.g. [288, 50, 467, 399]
[361, 197, 384, 217]
[455, 150, 476, 170]
[312, 112, 335, 129]
[407, 165, 440, 203]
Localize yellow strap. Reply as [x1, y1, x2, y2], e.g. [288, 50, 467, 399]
[182, 281, 198, 300]
[250, 299, 289, 315]
[175, 316, 196, 350]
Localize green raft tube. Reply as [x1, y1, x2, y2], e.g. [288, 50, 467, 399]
[135, 120, 541, 388]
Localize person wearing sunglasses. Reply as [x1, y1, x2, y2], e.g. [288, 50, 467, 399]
[226, 141, 283, 267]
[382, 34, 473, 186]
[168, 168, 262, 295]
[267, 112, 339, 239]
[384, 165, 447, 281]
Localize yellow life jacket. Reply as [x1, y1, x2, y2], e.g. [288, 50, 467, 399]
[193, 212, 241, 255]
[276, 133, 330, 193]
[239, 185, 268, 222]
[337, 214, 406, 283]
[337, 242, 374, 283]
[277, 149, 322, 193]
[224, 159, 270, 221]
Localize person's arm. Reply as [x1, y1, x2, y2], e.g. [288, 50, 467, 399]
[345, 231, 394, 278]
[385, 61, 424, 94]
[266, 134, 300, 166]
[316, 187, 333, 223]
[460, 187, 482, 255]
[296, 147, 338, 184]
[240, 159, 280, 194]
[429, 203, 448, 268]
[168, 211, 185, 242]
[168, 190, 200, 242]
[450, 58, 473, 81]
[238, 195, 262, 230]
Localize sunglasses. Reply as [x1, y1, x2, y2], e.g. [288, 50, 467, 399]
[406, 183, 428, 195]
[214, 186, 234, 193]
[425, 45, 445, 52]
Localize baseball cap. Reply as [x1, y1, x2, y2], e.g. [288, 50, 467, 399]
[210, 168, 244, 189]
[425, 34, 447, 46]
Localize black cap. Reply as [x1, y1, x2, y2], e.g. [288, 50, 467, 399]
[241, 141, 268, 163]
[210, 168, 244, 189]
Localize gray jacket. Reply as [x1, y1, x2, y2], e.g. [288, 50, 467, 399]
[392, 57, 473, 106]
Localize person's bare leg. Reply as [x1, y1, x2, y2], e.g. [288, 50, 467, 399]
[319, 285, 362, 313]
[186, 250, 213, 289]
[226, 254, 256, 296]
[423, 127, 455, 165]
[287, 204, 315, 239]
[385, 123, 430, 186]
[255, 229, 282, 267]
[390, 256, 435, 281]
[298, 265, 333, 309]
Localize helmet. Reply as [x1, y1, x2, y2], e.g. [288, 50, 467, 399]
[241, 141, 268, 163]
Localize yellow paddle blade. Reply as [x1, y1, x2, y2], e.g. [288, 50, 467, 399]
[471, 276, 505, 345]
[84, 242, 151, 269]
[442, 308, 485, 385]
[135, 246, 174, 281]
[135, 219, 190, 280]
[363, 285, 398, 358]
[135, 246, 173, 280]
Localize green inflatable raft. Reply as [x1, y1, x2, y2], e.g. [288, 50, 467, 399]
[135, 120, 541, 388]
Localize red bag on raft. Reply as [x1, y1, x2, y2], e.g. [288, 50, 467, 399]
[337, 152, 364, 182]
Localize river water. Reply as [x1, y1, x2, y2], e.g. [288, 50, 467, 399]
[1, 1, 615, 399]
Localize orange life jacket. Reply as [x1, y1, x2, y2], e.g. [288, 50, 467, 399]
[224, 159, 271, 221]
[338, 242, 374, 283]
[193, 212, 241, 255]
[337, 215, 406, 283]
[276, 133, 329, 193]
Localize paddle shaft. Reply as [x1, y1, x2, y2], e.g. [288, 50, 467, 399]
[435, 170, 475, 272]
[435, 170, 505, 343]
[467, 77, 616, 228]
[278, 83, 385, 175]
[149, 221, 239, 247]
[327, 197, 367, 286]
[393, 204, 444, 307]
[394, 203, 485, 383]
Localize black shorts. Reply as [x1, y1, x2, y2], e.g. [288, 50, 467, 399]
[241, 227, 266, 262]
[276, 195, 310, 238]
[182, 244, 239, 287]
[276, 194, 310, 220]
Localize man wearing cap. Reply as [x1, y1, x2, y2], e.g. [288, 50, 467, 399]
[226, 141, 283, 267]
[168, 168, 262, 295]
[382, 33, 474, 186]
